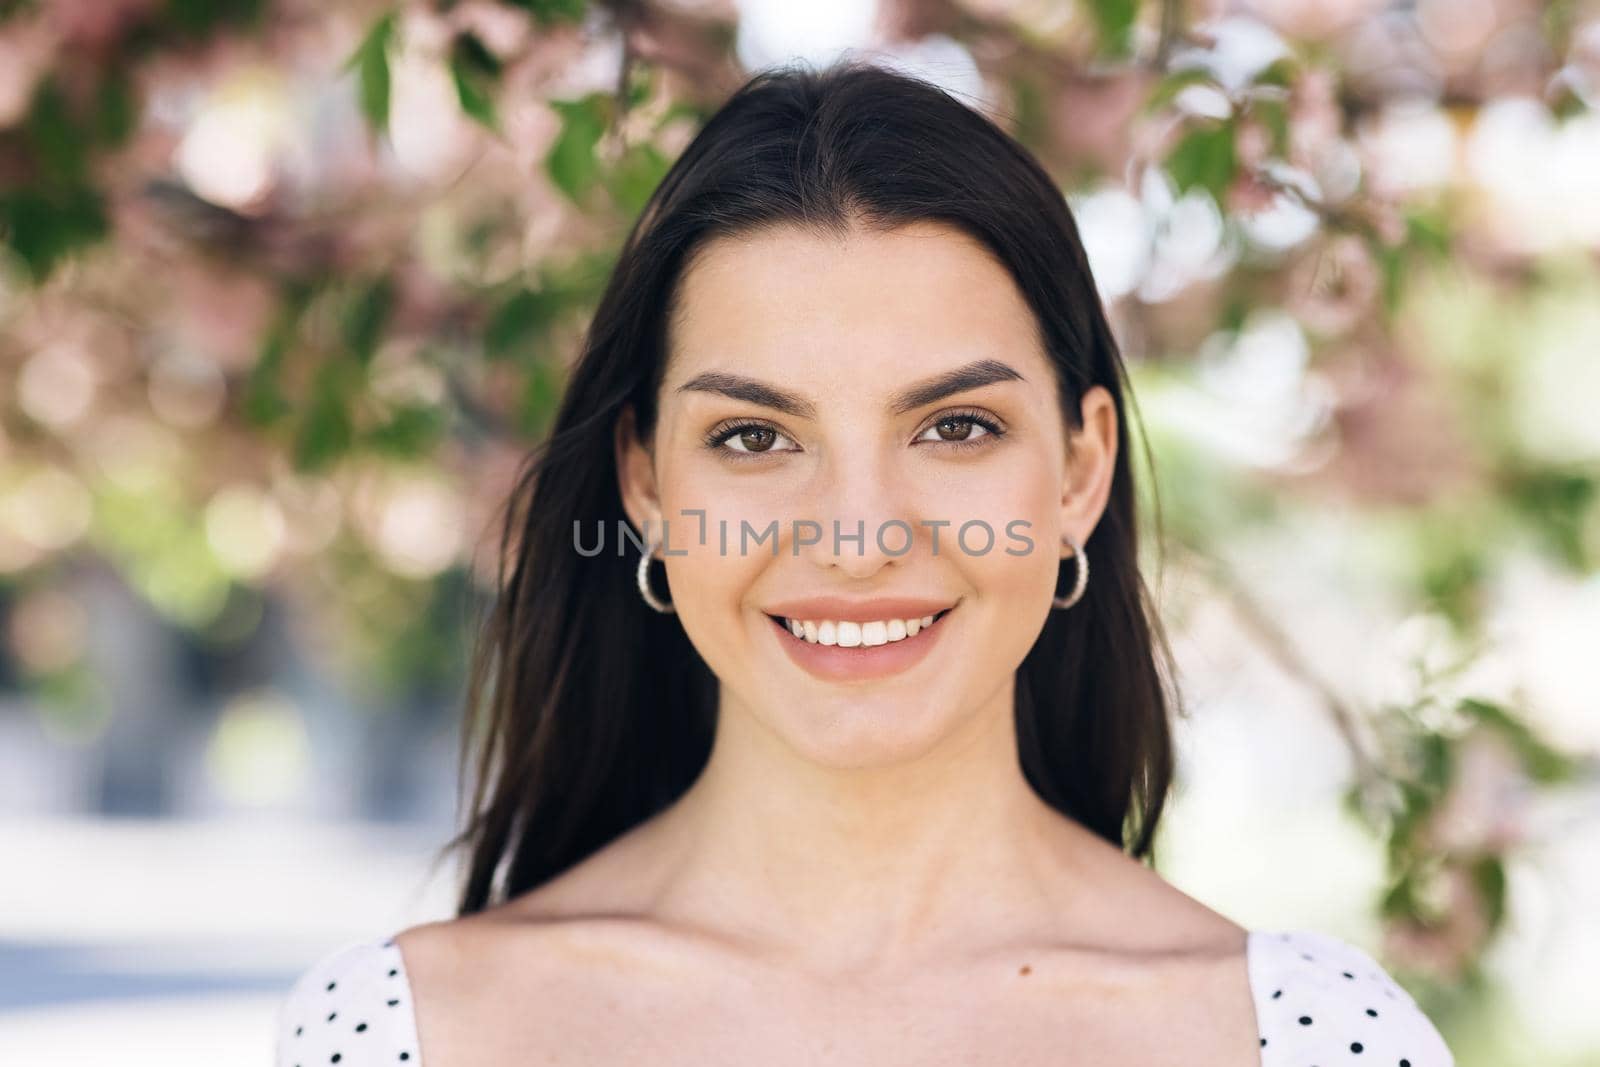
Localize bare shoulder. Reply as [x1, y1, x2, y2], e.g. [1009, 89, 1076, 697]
[389, 839, 707, 1067]
[1053, 813, 1250, 955]
[391, 883, 630, 1001]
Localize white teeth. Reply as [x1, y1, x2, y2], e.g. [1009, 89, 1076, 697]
[779, 610, 947, 645]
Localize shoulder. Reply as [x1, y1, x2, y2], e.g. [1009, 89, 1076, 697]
[275, 936, 421, 1067]
[1248, 928, 1455, 1067]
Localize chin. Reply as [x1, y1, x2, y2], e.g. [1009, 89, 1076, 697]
[759, 694, 973, 770]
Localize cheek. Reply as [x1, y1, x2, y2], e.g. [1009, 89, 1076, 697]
[939, 455, 1061, 632]
[933, 450, 1058, 554]
[660, 462, 795, 547]
[652, 473, 774, 653]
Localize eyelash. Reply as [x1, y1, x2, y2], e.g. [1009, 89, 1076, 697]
[703, 407, 1007, 460]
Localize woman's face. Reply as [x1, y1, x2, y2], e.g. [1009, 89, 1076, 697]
[618, 220, 1118, 769]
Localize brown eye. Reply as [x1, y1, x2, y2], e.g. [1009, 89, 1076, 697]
[937, 417, 974, 441]
[713, 423, 799, 455]
[918, 414, 997, 444]
[735, 427, 776, 452]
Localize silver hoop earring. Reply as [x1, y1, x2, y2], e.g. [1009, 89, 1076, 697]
[1052, 531, 1088, 610]
[637, 529, 676, 614]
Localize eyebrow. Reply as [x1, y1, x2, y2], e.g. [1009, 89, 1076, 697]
[674, 358, 1026, 419]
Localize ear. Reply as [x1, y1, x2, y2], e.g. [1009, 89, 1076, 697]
[1059, 384, 1118, 557]
[615, 403, 664, 547]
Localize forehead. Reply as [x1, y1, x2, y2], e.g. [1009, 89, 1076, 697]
[664, 220, 1046, 386]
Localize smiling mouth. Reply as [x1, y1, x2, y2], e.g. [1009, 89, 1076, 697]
[765, 606, 955, 646]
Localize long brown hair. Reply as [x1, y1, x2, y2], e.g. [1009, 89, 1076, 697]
[443, 59, 1181, 915]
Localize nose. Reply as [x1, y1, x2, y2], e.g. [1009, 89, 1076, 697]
[795, 449, 915, 579]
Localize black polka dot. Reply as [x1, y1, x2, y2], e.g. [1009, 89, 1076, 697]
[295, 1026, 303, 1037]
[330, 1055, 341, 1064]
[326, 1012, 337, 1022]
[326, 981, 336, 991]
[1242, 932, 1446, 1067]
[387, 998, 400, 1007]
[388, 968, 398, 977]
[355, 1022, 367, 1033]
[399, 1055, 410, 1062]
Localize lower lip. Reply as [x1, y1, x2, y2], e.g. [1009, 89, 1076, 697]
[767, 609, 953, 683]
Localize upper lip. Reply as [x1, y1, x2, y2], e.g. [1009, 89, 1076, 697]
[763, 597, 958, 623]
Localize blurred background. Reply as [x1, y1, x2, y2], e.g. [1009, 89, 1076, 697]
[1, 0, 1597, 1063]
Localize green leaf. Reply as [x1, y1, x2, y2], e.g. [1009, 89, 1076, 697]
[1219, 295, 1249, 333]
[1551, 84, 1588, 120]
[1009, 74, 1048, 148]
[1252, 95, 1290, 159]
[1253, 56, 1297, 88]
[1088, 0, 1141, 59]
[344, 11, 396, 132]
[450, 32, 502, 132]
[1164, 118, 1236, 204]
[654, 98, 712, 131]
[164, 0, 266, 34]
[1379, 872, 1418, 920]
[26, 78, 89, 185]
[0, 186, 107, 282]
[517, 357, 564, 436]
[365, 403, 447, 458]
[1504, 464, 1596, 570]
[93, 69, 137, 148]
[1405, 209, 1451, 259]
[506, 0, 586, 25]
[1376, 243, 1404, 317]
[1458, 698, 1577, 784]
[1141, 67, 1218, 116]
[242, 373, 291, 427]
[243, 285, 311, 427]
[293, 359, 356, 472]
[1414, 730, 1452, 793]
[623, 60, 653, 111]
[343, 277, 395, 366]
[606, 142, 670, 217]
[486, 287, 561, 361]
[546, 94, 611, 205]
[1471, 855, 1506, 929]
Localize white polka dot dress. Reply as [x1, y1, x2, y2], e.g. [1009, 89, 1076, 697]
[1250, 929, 1456, 1066]
[275, 938, 419, 1067]
[275, 927, 1454, 1065]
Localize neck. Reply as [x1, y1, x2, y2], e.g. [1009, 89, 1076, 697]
[650, 680, 1093, 975]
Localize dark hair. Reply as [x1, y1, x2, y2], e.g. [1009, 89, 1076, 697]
[444, 58, 1180, 915]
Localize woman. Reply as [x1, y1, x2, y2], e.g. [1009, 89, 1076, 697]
[275, 60, 1455, 1066]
